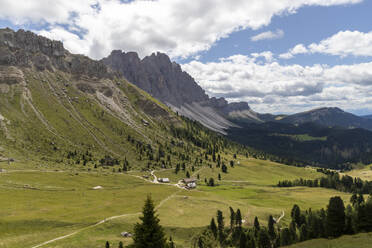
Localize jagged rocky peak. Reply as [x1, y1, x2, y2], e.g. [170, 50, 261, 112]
[102, 50, 209, 107]
[0, 28, 114, 79]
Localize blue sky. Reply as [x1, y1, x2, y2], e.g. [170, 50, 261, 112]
[182, 0, 372, 67]
[0, 0, 371, 115]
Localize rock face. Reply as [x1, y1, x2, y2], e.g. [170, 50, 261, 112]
[102, 50, 209, 107]
[0, 28, 113, 79]
[102, 50, 260, 133]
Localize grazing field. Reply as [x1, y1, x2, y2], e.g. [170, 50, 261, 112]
[285, 232, 372, 248]
[0, 157, 357, 248]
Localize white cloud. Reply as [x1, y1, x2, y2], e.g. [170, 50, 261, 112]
[0, 0, 363, 59]
[182, 55, 372, 113]
[309, 30, 372, 57]
[251, 29, 284, 42]
[251, 51, 274, 62]
[280, 30, 372, 59]
[279, 44, 308, 59]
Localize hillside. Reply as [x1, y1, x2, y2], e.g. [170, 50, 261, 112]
[228, 121, 372, 169]
[1, 28, 231, 166]
[279, 107, 372, 131]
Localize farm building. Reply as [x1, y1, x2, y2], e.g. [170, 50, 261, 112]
[183, 178, 197, 189]
[158, 178, 170, 183]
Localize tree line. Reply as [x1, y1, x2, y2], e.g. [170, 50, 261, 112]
[193, 195, 372, 247]
[277, 172, 372, 194]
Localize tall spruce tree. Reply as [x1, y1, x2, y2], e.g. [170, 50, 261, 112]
[326, 196, 345, 237]
[133, 195, 167, 248]
[210, 218, 218, 238]
[268, 215, 276, 240]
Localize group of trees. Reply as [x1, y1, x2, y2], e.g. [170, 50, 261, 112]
[194, 207, 277, 248]
[192, 194, 372, 248]
[277, 173, 372, 194]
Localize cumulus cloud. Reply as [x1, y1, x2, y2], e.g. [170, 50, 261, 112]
[182, 55, 372, 113]
[0, 0, 363, 59]
[279, 44, 308, 59]
[251, 29, 284, 42]
[280, 30, 372, 59]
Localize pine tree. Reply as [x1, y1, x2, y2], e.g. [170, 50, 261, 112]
[291, 204, 301, 227]
[254, 216, 260, 237]
[326, 196, 345, 237]
[133, 195, 167, 248]
[299, 224, 307, 241]
[210, 218, 218, 238]
[218, 173, 221, 180]
[118, 241, 124, 248]
[186, 171, 190, 178]
[236, 209, 242, 227]
[257, 229, 271, 248]
[280, 228, 292, 246]
[229, 207, 236, 230]
[268, 215, 276, 240]
[105, 241, 110, 248]
[169, 236, 175, 248]
[217, 210, 225, 243]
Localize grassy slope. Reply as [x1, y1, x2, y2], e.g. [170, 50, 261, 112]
[0, 156, 355, 248]
[285, 232, 372, 248]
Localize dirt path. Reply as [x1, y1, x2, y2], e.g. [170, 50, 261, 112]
[276, 210, 285, 224]
[31, 187, 179, 248]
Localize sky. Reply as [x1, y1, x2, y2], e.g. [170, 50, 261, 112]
[0, 0, 372, 115]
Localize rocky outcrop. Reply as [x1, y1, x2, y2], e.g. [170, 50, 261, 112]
[102, 50, 261, 133]
[102, 50, 209, 107]
[0, 28, 114, 79]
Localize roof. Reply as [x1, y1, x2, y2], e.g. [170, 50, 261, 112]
[183, 178, 197, 183]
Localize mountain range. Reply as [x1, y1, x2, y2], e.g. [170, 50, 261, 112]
[1, 27, 372, 168]
[102, 50, 372, 133]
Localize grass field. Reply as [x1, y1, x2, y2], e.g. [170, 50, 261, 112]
[285, 232, 372, 248]
[0, 155, 358, 248]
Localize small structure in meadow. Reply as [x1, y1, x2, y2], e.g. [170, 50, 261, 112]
[121, 231, 132, 237]
[92, 185, 103, 190]
[158, 178, 170, 183]
[183, 178, 197, 189]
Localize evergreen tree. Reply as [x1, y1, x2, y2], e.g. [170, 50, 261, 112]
[257, 229, 271, 248]
[236, 209, 242, 227]
[210, 218, 218, 238]
[217, 210, 225, 243]
[289, 221, 297, 242]
[169, 236, 175, 248]
[291, 204, 301, 227]
[344, 205, 355, 235]
[229, 207, 236, 230]
[221, 163, 228, 173]
[326, 196, 345, 237]
[268, 215, 276, 240]
[186, 171, 190, 178]
[239, 232, 247, 248]
[208, 178, 215, 187]
[254, 216, 260, 237]
[280, 228, 292, 246]
[299, 224, 307, 241]
[218, 173, 221, 181]
[118, 241, 124, 248]
[105, 241, 110, 248]
[133, 195, 167, 248]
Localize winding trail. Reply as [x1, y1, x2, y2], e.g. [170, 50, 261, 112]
[276, 210, 285, 224]
[31, 186, 179, 248]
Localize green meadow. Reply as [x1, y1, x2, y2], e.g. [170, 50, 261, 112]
[0, 156, 358, 248]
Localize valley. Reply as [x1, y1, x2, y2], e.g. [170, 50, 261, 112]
[0, 27, 372, 248]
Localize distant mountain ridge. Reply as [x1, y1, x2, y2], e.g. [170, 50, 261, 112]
[102, 50, 261, 133]
[279, 107, 372, 131]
